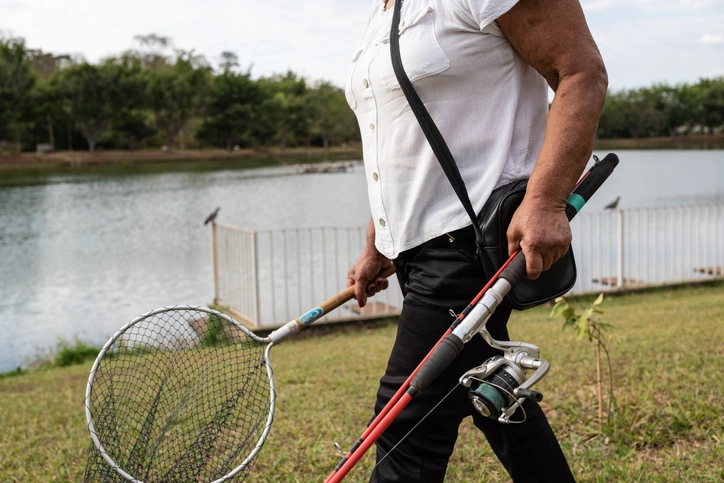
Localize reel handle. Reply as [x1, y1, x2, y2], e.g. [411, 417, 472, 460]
[501, 153, 619, 287]
[515, 388, 543, 402]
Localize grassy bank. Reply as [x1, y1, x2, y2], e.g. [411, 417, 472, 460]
[0, 145, 361, 169]
[2, 283, 723, 482]
[0, 146, 363, 185]
[594, 134, 724, 150]
[0, 135, 721, 176]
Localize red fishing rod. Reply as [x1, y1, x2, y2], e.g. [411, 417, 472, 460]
[325, 153, 619, 483]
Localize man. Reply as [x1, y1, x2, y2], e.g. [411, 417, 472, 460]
[346, 0, 607, 481]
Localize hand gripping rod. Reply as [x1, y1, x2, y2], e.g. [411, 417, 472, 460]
[325, 152, 619, 483]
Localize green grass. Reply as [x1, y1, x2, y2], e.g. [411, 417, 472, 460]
[2, 283, 723, 482]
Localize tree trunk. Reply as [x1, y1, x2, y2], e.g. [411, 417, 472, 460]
[226, 134, 232, 151]
[79, 120, 104, 152]
[279, 129, 289, 151]
[67, 124, 73, 150]
[47, 115, 55, 151]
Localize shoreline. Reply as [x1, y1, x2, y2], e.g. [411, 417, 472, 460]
[0, 135, 722, 174]
[0, 145, 364, 172]
[594, 134, 724, 150]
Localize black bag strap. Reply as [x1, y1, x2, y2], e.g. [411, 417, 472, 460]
[389, 0, 485, 256]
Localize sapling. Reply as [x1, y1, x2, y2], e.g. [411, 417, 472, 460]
[551, 294, 614, 431]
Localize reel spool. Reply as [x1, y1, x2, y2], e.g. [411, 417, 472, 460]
[468, 361, 525, 419]
[460, 336, 548, 424]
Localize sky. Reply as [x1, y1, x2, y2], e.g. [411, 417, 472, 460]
[1, 0, 723, 91]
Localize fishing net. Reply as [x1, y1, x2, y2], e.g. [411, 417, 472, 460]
[83, 307, 273, 483]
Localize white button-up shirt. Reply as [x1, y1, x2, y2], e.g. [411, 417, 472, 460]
[346, 0, 548, 259]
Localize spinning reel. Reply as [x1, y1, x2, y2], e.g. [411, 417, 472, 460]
[460, 332, 549, 424]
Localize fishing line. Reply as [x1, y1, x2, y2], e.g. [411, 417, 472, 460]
[364, 383, 461, 480]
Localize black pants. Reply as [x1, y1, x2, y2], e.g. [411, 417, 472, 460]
[369, 226, 575, 483]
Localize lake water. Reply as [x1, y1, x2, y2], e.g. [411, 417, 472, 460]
[1, 150, 723, 372]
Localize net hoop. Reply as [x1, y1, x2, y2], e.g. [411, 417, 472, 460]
[84, 305, 275, 483]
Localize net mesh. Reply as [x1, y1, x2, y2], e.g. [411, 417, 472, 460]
[83, 307, 272, 483]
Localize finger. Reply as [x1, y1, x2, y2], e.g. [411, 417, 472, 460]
[374, 277, 388, 293]
[525, 249, 543, 280]
[354, 276, 369, 307]
[507, 226, 522, 257]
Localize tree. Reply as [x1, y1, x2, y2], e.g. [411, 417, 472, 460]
[256, 72, 308, 149]
[650, 83, 696, 137]
[218, 51, 240, 72]
[0, 35, 36, 152]
[55, 58, 146, 151]
[693, 77, 724, 134]
[25, 50, 77, 150]
[131, 33, 172, 72]
[303, 81, 359, 149]
[148, 52, 210, 150]
[197, 67, 262, 150]
[27, 51, 73, 81]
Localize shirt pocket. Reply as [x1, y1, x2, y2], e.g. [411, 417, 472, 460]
[376, 5, 450, 91]
[344, 48, 363, 110]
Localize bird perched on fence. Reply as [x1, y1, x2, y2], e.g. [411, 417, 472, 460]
[204, 207, 220, 225]
[604, 196, 621, 210]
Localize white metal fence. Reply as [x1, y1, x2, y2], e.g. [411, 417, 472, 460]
[212, 203, 724, 329]
[570, 204, 724, 293]
[211, 223, 403, 329]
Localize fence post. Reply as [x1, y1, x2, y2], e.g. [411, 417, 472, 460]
[211, 222, 219, 304]
[251, 230, 260, 325]
[617, 210, 624, 289]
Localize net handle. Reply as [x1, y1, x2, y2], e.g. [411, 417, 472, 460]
[268, 265, 396, 343]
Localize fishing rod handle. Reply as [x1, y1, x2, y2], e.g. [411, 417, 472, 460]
[501, 153, 619, 287]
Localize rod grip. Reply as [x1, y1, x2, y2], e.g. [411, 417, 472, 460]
[409, 334, 464, 393]
[566, 153, 619, 219]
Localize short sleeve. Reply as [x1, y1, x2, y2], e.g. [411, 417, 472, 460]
[457, 0, 520, 31]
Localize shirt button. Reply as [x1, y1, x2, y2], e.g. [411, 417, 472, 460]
[379, 218, 386, 227]
[369, 123, 375, 131]
[372, 172, 379, 181]
[363, 78, 370, 88]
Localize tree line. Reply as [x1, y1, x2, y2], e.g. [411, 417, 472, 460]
[1, 33, 723, 154]
[0, 34, 360, 153]
[598, 78, 724, 139]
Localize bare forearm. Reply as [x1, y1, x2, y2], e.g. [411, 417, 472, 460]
[498, 0, 608, 208]
[527, 69, 608, 208]
[497, 0, 608, 278]
[363, 216, 378, 254]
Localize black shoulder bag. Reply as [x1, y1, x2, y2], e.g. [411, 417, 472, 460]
[389, 0, 576, 310]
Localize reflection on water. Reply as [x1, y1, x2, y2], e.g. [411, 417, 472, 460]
[1, 150, 723, 371]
